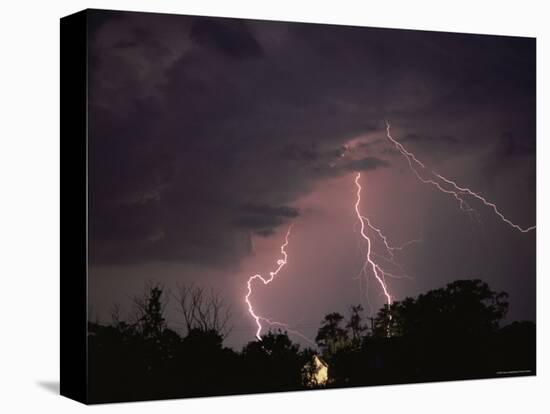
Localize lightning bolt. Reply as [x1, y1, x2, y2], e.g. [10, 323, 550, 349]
[385, 122, 535, 233]
[257, 317, 317, 347]
[352, 171, 420, 334]
[245, 226, 315, 345]
[361, 214, 421, 268]
[242, 121, 532, 345]
[354, 172, 393, 310]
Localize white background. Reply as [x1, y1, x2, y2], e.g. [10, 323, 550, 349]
[0, 0, 548, 412]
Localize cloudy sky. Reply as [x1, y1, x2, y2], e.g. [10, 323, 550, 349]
[87, 9, 535, 348]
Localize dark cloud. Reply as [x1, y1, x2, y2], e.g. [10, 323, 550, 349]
[338, 156, 390, 172]
[87, 10, 535, 275]
[494, 131, 536, 158]
[239, 204, 300, 218]
[281, 143, 331, 163]
[481, 130, 536, 192]
[233, 203, 299, 235]
[190, 17, 264, 59]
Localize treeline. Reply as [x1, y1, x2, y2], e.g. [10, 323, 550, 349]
[88, 279, 535, 403]
[88, 283, 314, 402]
[314, 279, 534, 386]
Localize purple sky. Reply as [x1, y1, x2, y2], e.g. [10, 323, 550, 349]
[87, 9, 535, 348]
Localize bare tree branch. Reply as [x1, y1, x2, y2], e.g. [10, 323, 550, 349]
[173, 283, 232, 338]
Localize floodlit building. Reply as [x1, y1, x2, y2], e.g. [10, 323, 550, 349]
[303, 354, 329, 387]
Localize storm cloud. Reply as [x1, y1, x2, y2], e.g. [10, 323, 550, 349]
[89, 12, 534, 265]
[87, 10, 535, 336]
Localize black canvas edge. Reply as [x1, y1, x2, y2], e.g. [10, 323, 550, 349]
[60, 9, 88, 404]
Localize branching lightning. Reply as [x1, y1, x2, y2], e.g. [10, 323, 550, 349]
[385, 121, 535, 233]
[257, 316, 317, 347]
[354, 172, 393, 309]
[243, 121, 532, 345]
[352, 172, 420, 333]
[361, 214, 421, 268]
[245, 226, 315, 345]
[245, 226, 291, 340]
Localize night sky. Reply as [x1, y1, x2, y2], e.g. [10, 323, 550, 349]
[87, 10, 535, 348]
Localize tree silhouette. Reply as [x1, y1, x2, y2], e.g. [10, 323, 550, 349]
[315, 312, 349, 358]
[86, 278, 534, 403]
[133, 283, 168, 340]
[241, 330, 311, 392]
[346, 305, 367, 347]
[88, 282, 238, 402]
[361, 279, 515, 383]
[373, 279, 509, 338]
[174, 283, 232, 338]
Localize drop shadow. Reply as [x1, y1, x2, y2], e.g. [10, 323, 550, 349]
[36, 381, 60, 395]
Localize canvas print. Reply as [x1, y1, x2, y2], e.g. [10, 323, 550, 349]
[62, 8, 536, 404]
